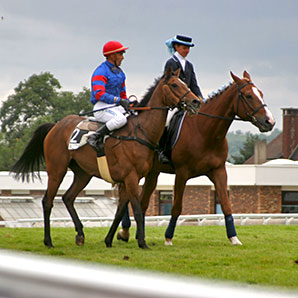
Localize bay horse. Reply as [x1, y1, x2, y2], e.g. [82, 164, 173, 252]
[118, 71, 275, 246]
[11, 67, 202, 249]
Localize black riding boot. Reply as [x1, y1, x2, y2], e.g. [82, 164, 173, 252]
[158, 129, 170, 164]
[87, 124, 110, 148]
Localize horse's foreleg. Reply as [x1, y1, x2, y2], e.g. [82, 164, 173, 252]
[121, 176, 148, 249]
[130, 198, 147, 249]
[105, 183, 133, 248]
[118, 169, 160, 243]
[105, 198, 128, 248]
[117, 204, 131, 242]
[62, 169, 92, 246]
[165, 173, 187, 245]
[208, 167, 242, 246]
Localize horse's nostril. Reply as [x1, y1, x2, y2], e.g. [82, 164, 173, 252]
[192, 99, 201, 108]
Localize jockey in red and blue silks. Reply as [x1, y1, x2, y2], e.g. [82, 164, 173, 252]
[88, 40, 132, 149]
[90, 60, 127, 106]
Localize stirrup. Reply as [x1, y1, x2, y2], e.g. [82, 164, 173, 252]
[159, 151, 170, 164]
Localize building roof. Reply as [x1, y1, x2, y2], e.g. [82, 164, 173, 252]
[263, 159, 298, 165]
[244, 133, 283, 164]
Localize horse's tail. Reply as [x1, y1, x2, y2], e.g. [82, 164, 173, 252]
[10, 123, 56, 182]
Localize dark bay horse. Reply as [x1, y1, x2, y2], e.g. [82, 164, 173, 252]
[11, 68, 202, 249]
[118, 71, 275, 246]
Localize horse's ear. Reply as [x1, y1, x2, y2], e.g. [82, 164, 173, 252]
[174, 68, 181, 77]
[230, 71, 241, 85]
[243, 70, 251, 81]
[164, 66, 173, 82]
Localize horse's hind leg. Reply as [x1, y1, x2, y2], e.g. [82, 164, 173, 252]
[43, 170, 67, 248]
[164, 172, 187, 246]
[62, 163, 92, 246]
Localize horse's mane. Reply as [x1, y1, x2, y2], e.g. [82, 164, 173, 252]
[135, 76, 162, 108]
[204, 82, 233, 104]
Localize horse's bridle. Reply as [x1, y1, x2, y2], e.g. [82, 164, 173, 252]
[236, 82, 267, 124]
[197, 81, 266, 123]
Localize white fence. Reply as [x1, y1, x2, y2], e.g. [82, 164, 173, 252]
[2, 213, 298, 228]
[0, 249, 296, 298]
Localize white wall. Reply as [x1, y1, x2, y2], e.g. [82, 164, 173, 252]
[1, 160, 298, 194]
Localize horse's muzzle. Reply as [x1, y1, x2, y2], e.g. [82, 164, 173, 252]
[178, 98, 201, 115]
[256, 117, 276, 132]
[192, 99, 201, 110]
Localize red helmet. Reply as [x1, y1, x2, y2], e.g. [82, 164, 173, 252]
[103, 41, 128, 56]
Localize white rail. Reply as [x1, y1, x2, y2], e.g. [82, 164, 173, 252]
[1, 213, 298, 228]
[0, 249, 296, 298]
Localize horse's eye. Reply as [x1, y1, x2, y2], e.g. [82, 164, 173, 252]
[171, 83, 178, 88]
[246, 94, 253, 99]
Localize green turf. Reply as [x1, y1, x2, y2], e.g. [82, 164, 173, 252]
[0, 225, 297, 290]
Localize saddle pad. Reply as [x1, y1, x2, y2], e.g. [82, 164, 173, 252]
[68, 120, 100, 150]
[97, 156, 115, 185]
[166, 110, 187, 151]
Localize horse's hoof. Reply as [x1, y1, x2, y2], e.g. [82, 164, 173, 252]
[105, 238, 112, 248]
[75, 235, 85, 246]
[117, 229, 129, 242]
[44, 240, 54, 248]
[138, 241, 149, 249]
[165, 238, 173, 246]
[229, 236, 242, 246]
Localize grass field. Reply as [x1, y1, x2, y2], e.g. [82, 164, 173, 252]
[0, 225, 297, 290]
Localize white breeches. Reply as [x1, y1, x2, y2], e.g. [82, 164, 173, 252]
[93, 103, 127, 131]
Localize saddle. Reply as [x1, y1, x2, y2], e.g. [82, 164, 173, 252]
[68, 119, 103, 152]
[68, 119, 115, 184]
[160, 110, 187, 160]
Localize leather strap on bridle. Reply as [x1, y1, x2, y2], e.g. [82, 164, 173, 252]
[196, 82, 266, 123]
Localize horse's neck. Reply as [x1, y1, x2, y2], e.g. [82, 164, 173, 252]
[137, 85, 168, 143]
[194, 85, 237, 140]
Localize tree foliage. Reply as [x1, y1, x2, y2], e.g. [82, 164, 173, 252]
[230, 133, 262, 164]
[227, 128, 281, 164]
[0, 72, 92, 170]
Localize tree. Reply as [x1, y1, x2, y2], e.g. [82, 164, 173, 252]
[51, 87, 91, 121]
[0, 72, 61, 142]
[0, 72, 92, 170]
[231, 133, 263, 164]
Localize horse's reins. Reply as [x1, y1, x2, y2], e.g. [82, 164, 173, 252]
[196, 82, 266, 123]
[109, 87, 194, 150]
[110, 116, 159, 150]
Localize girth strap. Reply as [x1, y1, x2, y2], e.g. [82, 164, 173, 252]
[110, 135, 158, 151]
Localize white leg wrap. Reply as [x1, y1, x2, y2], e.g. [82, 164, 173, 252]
[229, 236, 242, 246]
[165, 239, 173, 246]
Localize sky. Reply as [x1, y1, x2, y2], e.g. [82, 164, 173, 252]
[1, 0, 298, 133]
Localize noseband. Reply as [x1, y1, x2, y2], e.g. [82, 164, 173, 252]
[236, 82, 267, 125]
[179, 89, 191, 102]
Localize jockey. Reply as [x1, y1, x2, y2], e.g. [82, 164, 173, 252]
[88, 40, 131, 149]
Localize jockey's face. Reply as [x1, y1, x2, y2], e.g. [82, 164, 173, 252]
[108, 51, 125, 66]
[175, 44, 190, 58]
